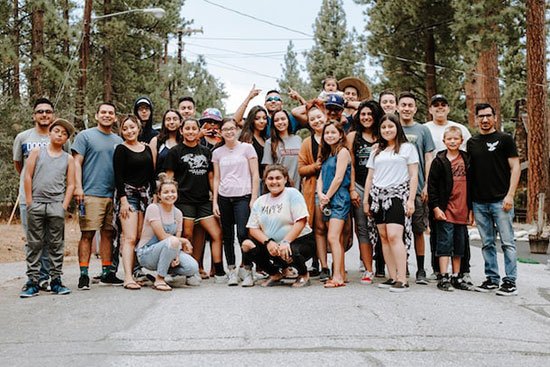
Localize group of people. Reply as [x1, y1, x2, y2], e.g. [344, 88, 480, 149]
[14, 75, 520, 298]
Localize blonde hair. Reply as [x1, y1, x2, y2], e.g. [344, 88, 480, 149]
[157, 173, 178, 195]
[443, 126, 463, 139]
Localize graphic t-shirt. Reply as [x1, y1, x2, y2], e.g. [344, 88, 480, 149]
[262, 135, 302, 190]
[353, 133, 376, 186]
[13, 128, 50, 201]
[445, 154, 468, 224]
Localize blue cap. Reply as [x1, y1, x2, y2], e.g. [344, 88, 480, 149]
[325, 93, 345, 109]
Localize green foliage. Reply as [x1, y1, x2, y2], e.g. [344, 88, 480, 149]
[278, 41, 313, 108]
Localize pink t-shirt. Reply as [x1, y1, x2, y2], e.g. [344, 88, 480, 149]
[212, 142, 257, 197]
[136, 204, 183, 249]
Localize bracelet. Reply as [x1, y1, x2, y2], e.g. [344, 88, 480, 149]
[263, 238, 274, 246]
[280, 240, 290, 247]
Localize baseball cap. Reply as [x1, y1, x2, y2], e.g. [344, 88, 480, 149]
[49, 118, 75, 137]
[325, 94, 345, 109]
[199, 108, 223, 124]
[430, 94, 448, 106]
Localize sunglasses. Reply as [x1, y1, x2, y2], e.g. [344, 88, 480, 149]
[35, 109, 53, 114]
[431, 102, 448, 107]
[266, 96, 282, 102]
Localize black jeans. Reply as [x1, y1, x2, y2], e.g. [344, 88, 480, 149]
[244, 232, 315, 275]
[218, 194, 251, 266]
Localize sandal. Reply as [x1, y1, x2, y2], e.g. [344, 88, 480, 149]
[152, 282, 172, 291]
[282, 267, 298, 279]
[291, 276, 310, 288]
[123, 281, 141, 290]
[324, 279, 346, 288]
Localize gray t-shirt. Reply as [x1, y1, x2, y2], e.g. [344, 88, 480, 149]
[71, 127, 122, 198]
[262, 135, 302, 190]
[32, 147, 69, 203]
[13, 128, 50, 201]
[402, 122, 435, 194]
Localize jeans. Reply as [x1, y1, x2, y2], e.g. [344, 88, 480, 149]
[21, 203, 50, 282]
[218, 194, 251, 266]
[137, 238, 199, 278]
[473, 200, 517, 283]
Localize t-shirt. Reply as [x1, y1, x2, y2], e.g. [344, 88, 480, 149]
[212, 142, 257, 197]
[113, 144, 155, 195]
[445, 154, 469, 224]
[261, 135, 302, 190]
[366, 143, 419, 188]
[71, 127, 123, 197]
[424, 120, 471, 152]
[13, 128, 50, 201]
[467, 131, 518, 203]
[164, 143, 213, 204]
[136, 204, 183, 249]
[353, 133, 376, 187]
[246, 187, 312, 242]
[402, 122, 435, 193]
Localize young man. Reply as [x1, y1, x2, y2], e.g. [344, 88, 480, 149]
[134, 96, 158, 143]
[178, 96, 196, 120]
[468, 103, 520, 296]
[20, 119, 75, 297]
[13, 98, 57, 291]
[72, 102, 124, 290]
[397, 92, 435, 284]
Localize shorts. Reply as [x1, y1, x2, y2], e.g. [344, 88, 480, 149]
[412, 194, 428, 234]
[79, 196, 114, 232]
[435, 221, 467, 257]
[372, 197, 405, 226]
[177, 202, 214, 222]
[126, 194, 143, 212]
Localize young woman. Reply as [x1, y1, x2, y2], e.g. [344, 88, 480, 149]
[379, 90, 397, 115]
[317, 121, 352, 288]
[150, 109, 182, 174]
[363, 113, 419, 292]
[298, 99, 330, 281]
[242, 164, 315, 288]
[113, 115, 156, 289]
[135, 175, 199, 291]
[239, 105, 268, 182]
[164, 118, 225, 284]
[347, 100, 383, 284]
[212, 119, 259, 286]
[262, 110, 301, 190]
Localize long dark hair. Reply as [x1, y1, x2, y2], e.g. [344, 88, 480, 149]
[240, 105, 268, 143]
[157, 109, 183, 145]
[352, 100, 383, 150]
[269, 110, 293, 161]
[374, 113, 408, 157]
[119, 115, 141, 140]
[319, 120, 347, 162]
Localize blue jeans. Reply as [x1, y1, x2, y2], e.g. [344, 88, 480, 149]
[137, 238, 199, 278]
[473, 200, 517, 283]
[218, 194, 251, 266]
[21, 203, 50, 282]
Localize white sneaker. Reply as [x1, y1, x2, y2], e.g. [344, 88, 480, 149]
[165, 275, 187, 288]
[227, 267, 239, 286]
[253, 270, 269, 281]
[214, 274, 227, 284]
[241, 269, 254, 287]
[360, 271, 373, 284]
[186, 274, 201, 286]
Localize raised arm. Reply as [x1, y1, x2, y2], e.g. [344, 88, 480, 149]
[234, 84, 261, 127]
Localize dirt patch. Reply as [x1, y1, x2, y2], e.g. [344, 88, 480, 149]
[0, 218, 81, 263]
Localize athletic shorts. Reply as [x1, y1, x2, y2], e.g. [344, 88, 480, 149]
[177, 201, 214, 222]
[372, 197, 405, 226]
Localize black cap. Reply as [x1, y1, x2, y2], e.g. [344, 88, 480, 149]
[430, 94, 448, 106]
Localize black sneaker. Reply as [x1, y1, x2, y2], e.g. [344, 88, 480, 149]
[319, 268, 330, 283]
[91, 274, 101, 284]
[20, 282, 39, 298]
[78, 274, 90, 290]
[496, 280, 518, 296]
[50, 278, 71, 295]
[415, 269, 428, 285]
[451, 276, 472, 291]
[437, 276, 454, 292]
[374, 271, 386, 278]
[100, 272, 124, 286]
[475, 279, 499, 293]
[308, 268, 321, 278]
[389, 281, 410, 293]
[377, 278, 395, 289]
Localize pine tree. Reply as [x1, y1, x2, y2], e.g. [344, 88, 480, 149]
[278, 41, 312, 108]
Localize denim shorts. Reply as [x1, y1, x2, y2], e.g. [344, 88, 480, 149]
[127, 195, 142, 212]
[435, 221, 467, 257]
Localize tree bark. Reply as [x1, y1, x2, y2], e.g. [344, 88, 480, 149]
[424, 27, 437, 120]
[63, 0, 70, 59]
[30, 1, 45, 101]
[12, 0, 20, 102]
[102, 0, 113, 102]
[526, 0, 548, 223]
[75, 0, 92, 131]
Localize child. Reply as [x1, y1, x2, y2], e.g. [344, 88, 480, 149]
[363, 113, 418, 292]
[317, 121, 352, 288]
[20, 118, 75, 298]
[427, 126, 472, 291]
[318, 76, 344, 101]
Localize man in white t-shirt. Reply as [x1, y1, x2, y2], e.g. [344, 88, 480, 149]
[424, 94, 471, 152]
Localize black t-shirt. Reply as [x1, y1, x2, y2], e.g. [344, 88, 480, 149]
[252, 136, 265, 178]
[467, 131, 518, 203]
[113, 144, 155, 195]
[164, 143, 213, 204]
[353, 133, 376, 186]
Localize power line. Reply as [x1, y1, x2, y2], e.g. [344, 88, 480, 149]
[187, 50, 278, 80]
[188, 36, 313, 41]
[185, 42, 307, 61]
[201, 0, 313, 37]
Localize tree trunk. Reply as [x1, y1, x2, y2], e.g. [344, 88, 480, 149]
[102, 0, 113, 102]
[12, 0, 20, 102]
[526, 0, 548, 223]
[63, 0, 70, 59]
[75, 0, 92, 131]
[30, 2, 45, 101]
[424, 28, 437, 120]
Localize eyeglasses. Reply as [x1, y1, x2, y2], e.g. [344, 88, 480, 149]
[221, 127, 236, 132]
[35, 109, 53, 114]
[266, 96, 282, 102]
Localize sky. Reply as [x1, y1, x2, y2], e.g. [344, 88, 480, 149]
[177, 0, 375, 113]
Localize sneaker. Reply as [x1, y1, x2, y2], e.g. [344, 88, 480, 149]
[166, 275, 187, 288]
[359, 261, 365, 272]
[451, 276, 473, 291]
[91, 274, 101, 284]
[100, 272, 124, 286]
[214, 274, 227, 284]
[496, 280, 518, 296]
[461, 273, 474, 287]
[50, 278, 71, 295]
[254, 270, 269, 281]
[20, 282, 39, 298]
[374, 271, 386, 278]
[186, 274, 201, 286]
[415, 269, 428, 285]
[475, 279, 499, 293]
[319, 268, 331, 283]
[241, 269, 254, 287]
[427, 272, 439, 283]
[360, 271, 373, 285]
[38, 279, 51, 292]
[227, 267, 239, 286]
[133, 269, 154, 285]
[389, 281, 410, 293]
[238, 267, 247, 281]
[308, 267, 321, 278]
[377, 278, 395, 289]
[437, 277, 454, 292]
[78, 274, 90, 290]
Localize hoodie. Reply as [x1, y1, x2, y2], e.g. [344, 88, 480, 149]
[133, 96, 159, 143]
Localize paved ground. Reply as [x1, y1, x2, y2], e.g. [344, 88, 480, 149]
[1, 237, 549, 367]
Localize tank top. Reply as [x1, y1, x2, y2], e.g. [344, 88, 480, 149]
[32, 146, 69, 203]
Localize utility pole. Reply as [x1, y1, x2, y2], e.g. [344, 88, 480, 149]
[176, 27, 203, 65]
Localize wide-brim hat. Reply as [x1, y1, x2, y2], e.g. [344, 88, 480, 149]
[49, 118, 75, 137]
[338, 77, 372, 101]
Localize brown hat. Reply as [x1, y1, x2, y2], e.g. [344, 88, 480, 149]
[338, 77, 372, 101]
[49, 118, 75, 137]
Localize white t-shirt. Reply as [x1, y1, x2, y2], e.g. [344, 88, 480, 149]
[366, 142, 419, 188]
[246, 187, 311, 242]
[424, 120, 471, 152]
[212, 142, 257, 197]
